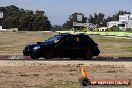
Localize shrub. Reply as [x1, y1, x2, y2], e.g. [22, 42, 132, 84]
[81, 28, 89, 32]
[93, 28, 99, 32]
[126, 28, 132, 32]
[107, 26, 120, 31]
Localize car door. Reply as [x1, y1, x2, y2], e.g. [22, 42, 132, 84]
[73, 35, 89, 57]
[54, 35, 75, 58]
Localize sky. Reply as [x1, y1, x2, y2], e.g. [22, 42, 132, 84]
[0, 0, 132, 25]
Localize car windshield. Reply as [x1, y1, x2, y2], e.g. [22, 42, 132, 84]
[44, 35, 61, 43]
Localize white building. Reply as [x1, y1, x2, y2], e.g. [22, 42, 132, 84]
[108, 14, 132, 31]
[98, 27, 108, 31]
[0, 26, 2, 30]
[0, 26, 6, 31]
[73, 22, 95, 30]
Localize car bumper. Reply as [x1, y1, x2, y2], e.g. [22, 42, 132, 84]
[93, 49, 100, 56]
[23, 48, 40, 56]
[23, 50, 31, 56]
[23, 48, 35, 56]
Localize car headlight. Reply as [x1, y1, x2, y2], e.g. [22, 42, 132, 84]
[33, 46, 40, 50]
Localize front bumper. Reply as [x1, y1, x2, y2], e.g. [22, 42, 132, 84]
[23, 47, 40, 56]
[23, 49, 31, 56]
[23, 47, 35, 56]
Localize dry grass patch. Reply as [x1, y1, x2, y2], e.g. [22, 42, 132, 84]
[0, 32, 131, 57]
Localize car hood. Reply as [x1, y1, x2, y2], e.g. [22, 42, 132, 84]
[26, 43, 39, 49]
[26, 41, 54, 48]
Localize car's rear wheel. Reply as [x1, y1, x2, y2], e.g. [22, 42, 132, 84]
[44, 50, 54, 59]
[84, 50, 93, 60]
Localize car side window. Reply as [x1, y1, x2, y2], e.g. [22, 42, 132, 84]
[59, 36, 74, 46]
[74, 36, 81, 45]
[78, 36, 90, 46]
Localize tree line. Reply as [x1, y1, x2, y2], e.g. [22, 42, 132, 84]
[62, 11, 131, 30]
[0, 5, 131, 31]
[0, 5, 51, 31]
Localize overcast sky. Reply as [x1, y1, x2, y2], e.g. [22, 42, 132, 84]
[0, 0, 132, 25]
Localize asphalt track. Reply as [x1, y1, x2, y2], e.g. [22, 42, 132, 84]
[0, 55, 132, 62]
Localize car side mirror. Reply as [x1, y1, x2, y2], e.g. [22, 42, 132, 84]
[54, 40, 59, 43]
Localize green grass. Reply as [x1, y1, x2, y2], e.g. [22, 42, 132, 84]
[88, 32, 132, 37]
[57, 31, 132, 36]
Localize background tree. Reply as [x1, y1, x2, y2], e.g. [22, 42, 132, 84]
[0, 5, 51, 31]
[51, 25, 64, 31]
[19, 10, 34, 31]
[87, 10, 131, 27]
[32, 10, 51, 31]
[106, 10, 131, 22]
[63, 13, 88, 29]
[88, 13, 106, 27]
[0, 5, 21, 28]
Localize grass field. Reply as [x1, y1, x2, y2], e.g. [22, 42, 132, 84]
[86, 32, 132, 37]
[57, 31, 132, 37]
[0, 32, 55, 55]
[0, 32, 132, 57]
[91, 34, 132, 57]
[0, 31, 132, 88]
[0, 31, 132, 57]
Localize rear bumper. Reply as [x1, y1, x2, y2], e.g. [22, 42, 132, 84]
[93, 49, 100, 56]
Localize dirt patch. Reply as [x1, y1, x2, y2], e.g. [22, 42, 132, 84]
[0, 61, 131, 88]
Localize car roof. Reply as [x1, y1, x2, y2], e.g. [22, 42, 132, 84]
[59, 33, 88, 36]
